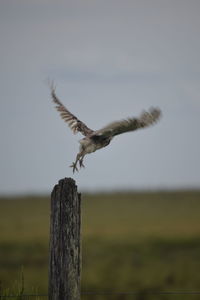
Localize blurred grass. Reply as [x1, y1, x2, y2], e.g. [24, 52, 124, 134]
[0, 191, 200, 299]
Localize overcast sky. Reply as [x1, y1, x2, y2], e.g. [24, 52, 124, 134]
[0, 0, 200, 194]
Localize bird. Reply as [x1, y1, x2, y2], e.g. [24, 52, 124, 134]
[50, 85, 161, 173]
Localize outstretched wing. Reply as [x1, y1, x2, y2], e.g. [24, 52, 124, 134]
[51, 86, 94, 136]
[93, 108, 161, 138]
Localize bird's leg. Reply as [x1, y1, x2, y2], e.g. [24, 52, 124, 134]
[70, 152, 82, 173]
[70, 153, 81, 173]
[79, 155, 85, 168]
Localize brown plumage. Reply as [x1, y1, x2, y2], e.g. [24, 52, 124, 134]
[51, 85, 161, 173]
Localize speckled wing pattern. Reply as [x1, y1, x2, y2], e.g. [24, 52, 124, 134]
[93, 108, 161, 138]
[51, 87, 94, 136]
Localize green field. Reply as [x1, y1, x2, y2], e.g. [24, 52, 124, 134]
[0, 191, 200, 299]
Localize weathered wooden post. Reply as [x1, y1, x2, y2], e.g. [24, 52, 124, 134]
[49, 178, 81, 300]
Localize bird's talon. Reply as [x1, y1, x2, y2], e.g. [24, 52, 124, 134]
[70, 162, 79, 173]
[79, 160, 85, 168]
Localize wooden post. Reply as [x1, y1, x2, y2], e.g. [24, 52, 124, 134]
[49, 178, 81, 300]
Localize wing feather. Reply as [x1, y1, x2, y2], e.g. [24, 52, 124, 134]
[94, 108, 161, 138]
[51, 86, 94, 136]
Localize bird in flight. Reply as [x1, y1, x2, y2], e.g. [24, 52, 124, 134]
[51, 85, 161, 173]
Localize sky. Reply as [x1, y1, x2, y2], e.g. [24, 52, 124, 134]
[0, 0, 200, 194]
